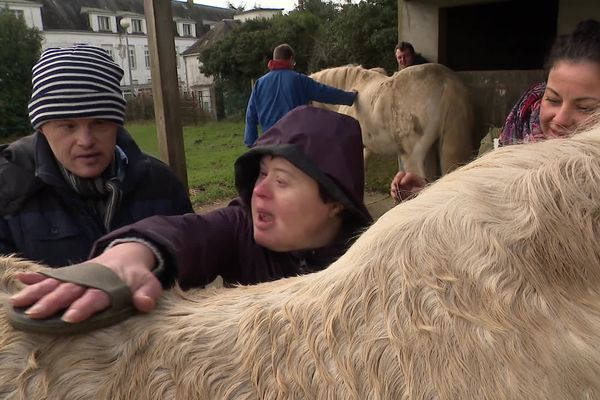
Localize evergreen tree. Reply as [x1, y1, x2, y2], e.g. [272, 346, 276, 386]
[0, 8, 42, 138]
[199, 0, 397, 117]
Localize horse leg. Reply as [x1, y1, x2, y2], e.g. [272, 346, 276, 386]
[438, 81, 476, 174]
[439, 131, 475, 175]
[363, 146, 371, 174]
[405, 118, 440, 182]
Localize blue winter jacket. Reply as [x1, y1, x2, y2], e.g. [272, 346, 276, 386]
[0, 129, 193, 267]
[243, 69, 357, 146]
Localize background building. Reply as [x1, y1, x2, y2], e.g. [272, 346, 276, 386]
[1, 0, 235, 102]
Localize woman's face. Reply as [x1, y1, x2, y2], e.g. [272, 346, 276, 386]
[40, 118, 118, 178]
[251, 156, 343, 252]
[540, 61, 600, 137]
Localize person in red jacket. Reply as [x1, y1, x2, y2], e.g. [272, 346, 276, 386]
[10, 106, 372, 334]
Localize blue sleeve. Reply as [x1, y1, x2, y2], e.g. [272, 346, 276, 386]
[303, 75, 357, 106]
[244, 90, 259, 147]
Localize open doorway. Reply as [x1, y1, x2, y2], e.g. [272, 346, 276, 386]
[438, 0, 559, 71]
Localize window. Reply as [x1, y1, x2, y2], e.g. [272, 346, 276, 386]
[128, 46, 136, 69]
[11, 9, 24, 20]
[132, 18, 143, 33]
[98, 16, 110, 31]
[182, 23, 192, 36]
[101, 45, 114, 60]
[144, 47, 150, 68]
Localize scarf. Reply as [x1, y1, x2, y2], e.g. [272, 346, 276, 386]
[499, 82, 546, 146]
[59, 146, 127, 232]
[268, 59, 294, 70]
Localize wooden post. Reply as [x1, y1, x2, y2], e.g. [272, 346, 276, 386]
[143, 0, 189, 192]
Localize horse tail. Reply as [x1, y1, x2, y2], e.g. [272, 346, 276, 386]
[438, 77, 476, 175]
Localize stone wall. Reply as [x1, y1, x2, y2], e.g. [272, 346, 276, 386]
[458, 69, 547, 142]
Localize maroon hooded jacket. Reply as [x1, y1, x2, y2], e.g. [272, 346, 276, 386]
[92, 106, 372, 289]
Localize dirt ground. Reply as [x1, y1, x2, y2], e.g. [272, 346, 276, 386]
[193, 191, 396, 221]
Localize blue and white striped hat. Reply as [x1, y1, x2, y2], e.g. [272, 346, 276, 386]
[28, 44, 126, 130]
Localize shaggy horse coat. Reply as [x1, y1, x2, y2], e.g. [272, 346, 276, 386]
[2, 127, 600, 399]
[310, 64, 475, 181]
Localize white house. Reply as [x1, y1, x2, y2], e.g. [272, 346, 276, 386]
[233, 7, 283, 22]
[181, 19, 240, 118]
[0, 0, 235, 99]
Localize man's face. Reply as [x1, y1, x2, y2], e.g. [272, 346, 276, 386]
[395, 48, 415, 70]
[40, 118, 118, 178]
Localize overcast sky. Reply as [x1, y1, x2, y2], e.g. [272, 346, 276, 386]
[194, 0, 360, 12]
[196, 0, 298, 12]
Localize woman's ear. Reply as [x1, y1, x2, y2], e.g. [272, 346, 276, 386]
[328, 202, 345, 218]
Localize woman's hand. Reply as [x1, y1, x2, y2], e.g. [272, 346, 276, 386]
[390, 171, 427, 202]
[10, 242, 163, 323]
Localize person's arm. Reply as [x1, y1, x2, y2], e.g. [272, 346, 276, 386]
[10, 207, 246, 323]
[244, 90, 259, 147]
[10, 241, 161, 323]
[91, 211, 242, 288]
[303, 75, 357, 106]
[390, 171, 427, 202]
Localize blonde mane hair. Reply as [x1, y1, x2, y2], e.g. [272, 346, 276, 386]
[2, 123, 600, 399]
[310, 64, 384, 92]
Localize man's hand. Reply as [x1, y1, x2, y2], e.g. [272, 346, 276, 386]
[10, 242, 163, 324]
[390, 171, 427, 202]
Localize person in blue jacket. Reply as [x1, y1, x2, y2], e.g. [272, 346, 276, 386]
[243, 43, 358, 147]
[0, 45, 193, 267]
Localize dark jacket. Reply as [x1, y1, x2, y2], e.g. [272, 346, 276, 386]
[412, 53, 429, 66]
[93, 106, 372, 289]
[0, 129, 193, 267]
[244, 69, 357, 146]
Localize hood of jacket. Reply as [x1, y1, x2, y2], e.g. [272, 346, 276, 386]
[234, 105, 372, 227]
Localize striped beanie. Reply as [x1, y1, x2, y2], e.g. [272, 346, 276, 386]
[28, 44, 126, 130]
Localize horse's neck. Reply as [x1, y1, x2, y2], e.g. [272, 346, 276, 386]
[317, 67, 384, 90]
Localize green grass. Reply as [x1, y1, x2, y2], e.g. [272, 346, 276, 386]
[126, 121, 247, 206]
[365, 154, 398, 194]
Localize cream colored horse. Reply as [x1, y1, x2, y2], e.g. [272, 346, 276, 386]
[2, 124, 600, 399]
[311, 64, 475, 180]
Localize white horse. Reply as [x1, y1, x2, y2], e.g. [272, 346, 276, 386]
[311, 64, 475, 181]
[2, 123, 600, 399]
